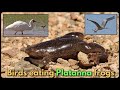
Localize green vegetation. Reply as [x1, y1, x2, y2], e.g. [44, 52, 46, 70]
[3, 14, 48, 27]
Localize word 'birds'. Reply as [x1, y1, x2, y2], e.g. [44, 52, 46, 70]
[87, 16, 115, 32]
[5, 19, 36, 35]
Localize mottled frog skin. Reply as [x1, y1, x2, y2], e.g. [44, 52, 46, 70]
[24, 32, 108, 68]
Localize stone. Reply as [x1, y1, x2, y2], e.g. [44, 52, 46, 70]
[113, 37, 119, 43]
[110, 64, 119, 73]
[102, 39, 114, 50]
[57, 58, 70, 67]
[2, 48, 19, 57]
[68, 59, 78, 66]
[78, 52, 89, 64]
[71, 65, 79, 70]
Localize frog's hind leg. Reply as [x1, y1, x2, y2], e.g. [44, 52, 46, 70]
[24, 56, 52, 68]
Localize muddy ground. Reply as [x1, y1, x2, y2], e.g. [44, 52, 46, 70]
[1, 12, 119, 78]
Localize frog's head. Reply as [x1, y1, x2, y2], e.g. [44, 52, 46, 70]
[87, 43, 105, 53]
[24, 45, 39, 58]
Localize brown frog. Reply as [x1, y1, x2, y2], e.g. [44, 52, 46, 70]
[24, 32, 108, 69]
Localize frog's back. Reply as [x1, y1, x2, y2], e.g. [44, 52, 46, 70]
[25, 37, 85, 59]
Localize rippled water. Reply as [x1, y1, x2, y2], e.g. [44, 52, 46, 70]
[4, 26, 48, 37]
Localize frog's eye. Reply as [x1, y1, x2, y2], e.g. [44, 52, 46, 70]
[85, 45, 91, 49]
[76, 36, 78, 38]
[36, 50, 39, 52]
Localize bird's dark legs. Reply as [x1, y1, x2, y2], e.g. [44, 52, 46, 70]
[14, 31, 24, 35]
[21, 31, 23, 35]
[14, 31, 18, 35]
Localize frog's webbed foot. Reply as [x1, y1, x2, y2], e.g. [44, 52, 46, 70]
[24, 56, 52, 68]
[78, 60, 95, 69]
[88, 53, 100, 65]
[88, 52, 108, 65]
[78, 53, 101, 69]
[98, 52, 108, 63]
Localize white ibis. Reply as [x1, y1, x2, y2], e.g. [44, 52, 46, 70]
[87, 16, 115, 32]
[5, 19, 36, 35]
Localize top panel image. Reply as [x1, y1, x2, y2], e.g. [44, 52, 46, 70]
[2, 13, 48, 37]
[85, 14, 117, 35]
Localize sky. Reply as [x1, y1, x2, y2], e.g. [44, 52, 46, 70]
[85, 14, 117, 35]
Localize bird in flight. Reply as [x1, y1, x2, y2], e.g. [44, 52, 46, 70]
[87, 16, 115, 32]
[41, 25, 46, 30]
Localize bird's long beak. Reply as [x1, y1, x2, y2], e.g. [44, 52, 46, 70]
[33, 20, 41, 23]
[33, 20, 36, 22]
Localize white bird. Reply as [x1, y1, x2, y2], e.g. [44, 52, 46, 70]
[5, 19, 36, 35]
[87, 16, 115, 32]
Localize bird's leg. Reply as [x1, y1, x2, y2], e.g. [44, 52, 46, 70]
[14, 31, 18, 35]
[21, 31, 23, 35]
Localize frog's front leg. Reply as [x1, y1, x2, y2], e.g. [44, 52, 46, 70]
[88, 53, 100, 65]
[24, 56, 53, 68]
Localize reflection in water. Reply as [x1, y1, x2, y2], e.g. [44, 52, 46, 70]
[4, 26, 48, 36]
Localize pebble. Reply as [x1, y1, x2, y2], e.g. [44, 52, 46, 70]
[57, 58, 70, 67]
[102, 39, 114, 50]
[2, 48, 19, 57]
[49, 17, 58, 26]
[68, 59, 78, 66]
[110, 64, 119, 73]
[71, 65, 79, 70]
[70, 12, 80, 20]
[77, 52, 89, 64]
[113, 37, 119, 43]
[1, 46, 11, 52]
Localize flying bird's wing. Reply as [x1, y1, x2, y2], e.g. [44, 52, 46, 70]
[87, 19, 101, 29]
[101, 16, 115, 28]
